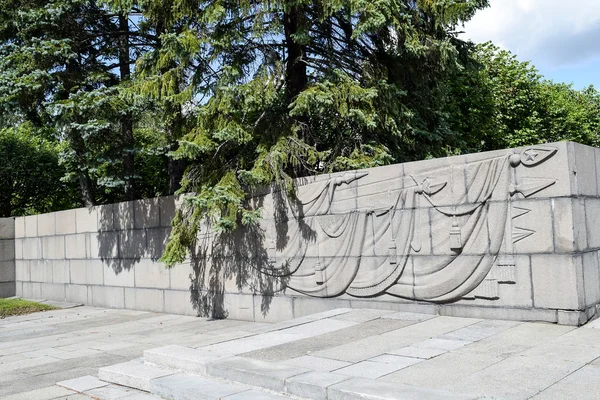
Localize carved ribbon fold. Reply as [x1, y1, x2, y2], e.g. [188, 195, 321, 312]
[266, 155, 512, 302]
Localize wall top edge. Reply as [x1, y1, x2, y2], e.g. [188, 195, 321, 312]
[14, 140, 580, 221]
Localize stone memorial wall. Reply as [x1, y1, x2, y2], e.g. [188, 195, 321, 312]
[9, 141, 600, 325]
[0, 218, 15, 297]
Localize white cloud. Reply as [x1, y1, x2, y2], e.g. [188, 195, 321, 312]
[461, 0, 600, 69]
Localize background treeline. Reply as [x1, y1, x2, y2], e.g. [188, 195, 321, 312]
[0, 1, 598, 260]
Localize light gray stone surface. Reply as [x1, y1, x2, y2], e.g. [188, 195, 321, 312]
[207, 356, 309, 391]
[282, 355, 352, 371]
[38, 213, 56, 237]
[2, 306, 600, 400]
[3, 386, 76, 400]
[55, 210, 77, 235]
[57, 375, 108, 392]
[0, 218, 15, 239]
[388, 346, 447, 359]
[334, 359, 415, 379]
[328, 377, 477, 400]
[143, 345, 219, 375]
[99, 360, 174, 392]
[0, 219, 15, 297]
[12, 141, 600, 326]
[76, 207, 98, 233]
[285, 371, 350, 400]
[223, 389, 291, 400]
[152, 373, 250, 400]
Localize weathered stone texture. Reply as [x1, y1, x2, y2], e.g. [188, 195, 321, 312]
[10, 141, 600, 325]
[0, 218, 15, 297]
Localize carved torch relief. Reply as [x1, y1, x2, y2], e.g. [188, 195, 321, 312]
[260, 146, 558, 303]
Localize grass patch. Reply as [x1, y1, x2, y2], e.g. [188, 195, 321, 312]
[0, 298, 59, 319]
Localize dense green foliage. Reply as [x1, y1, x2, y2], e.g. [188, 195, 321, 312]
[0, 1, 598, 264]
[445, 43, 600, 153]
[0, 124, 76, 217]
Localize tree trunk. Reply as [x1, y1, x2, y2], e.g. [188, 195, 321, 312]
[63, 62, 96, 207]
[153, 19, 187, 195]
[119, 13, 136, 201]
[167, 108, 187, 194]
[284, 5, 308, 179]
[283, 6, 307, 102]
[168, 150, 186, 194]
[72, 132, 95, 207]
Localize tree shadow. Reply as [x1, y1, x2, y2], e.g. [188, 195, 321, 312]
[187, 182, 320, 319]
[97, 199, 166, 274]
[94, 186, 319, 321]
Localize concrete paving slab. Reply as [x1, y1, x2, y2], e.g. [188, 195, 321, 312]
[380, 351, 504, 389]
[0, 355, 59, 373]
[52, 347, 104, 360]
[311, 334, 418, 363]
[381, 311, 437, 322]
[206, 356, 309, 391]
[143, 345, 220, 375]
[549, 326, 600, 348]
[331, 308, 395, 323]
[84, 384, 142, 400]
[387, 346, 447, 359]
[439, 321, 519, 342]
[2, 306, 600, 400]
[368, 354, 424, 368]
[3, 385, 76, 400]
[118, 394, 163, 400]
[152, 373, 251, 400]
[98, 360, 175, 392]
[328, 377, 477, 400]
[414, 338, 470, 351]
[333, 360, 410, 379]
[242, 318, 414, 362]
[285, 371, 351, 400]
[530, 365, 600, 399]
[222, 389, 291, 400]
[518, 342, 600, 363]
[201, 332, 305, 355]
[447, 355, 584, 400]
[57, 375, 108, 392]
[281, 355, 352, 371]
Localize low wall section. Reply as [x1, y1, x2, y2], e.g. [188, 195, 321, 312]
[12, 141, 600, 325]
[0, 218, 15, 297]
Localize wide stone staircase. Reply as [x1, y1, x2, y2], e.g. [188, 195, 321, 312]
[86, 308, 476, 400]
[96, 344, 473, 400]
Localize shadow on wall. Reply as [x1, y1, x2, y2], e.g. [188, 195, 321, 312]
[97, 200, 170, 274]
[187, 184, 316, 319]
[94, 187, 315, 320]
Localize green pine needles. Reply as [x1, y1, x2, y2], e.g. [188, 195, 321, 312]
[1, 0, 598, 264]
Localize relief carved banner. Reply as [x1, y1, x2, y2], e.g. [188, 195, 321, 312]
[206, 146, 559, 304]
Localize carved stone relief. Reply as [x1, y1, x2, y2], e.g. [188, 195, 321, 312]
[233, 146, 559, 303]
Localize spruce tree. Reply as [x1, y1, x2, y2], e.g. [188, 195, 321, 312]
[157, 0, 490, 265]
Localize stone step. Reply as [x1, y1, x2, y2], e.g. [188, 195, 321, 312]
[141, 347, 352, 400]
[327, 377, 477, 400]
[99, 347, 478, 400]
[151, 372, 287, 400]
[98, 359, 176, 392]
[206, 356, 310, 392]
[144, 345, 221, 375]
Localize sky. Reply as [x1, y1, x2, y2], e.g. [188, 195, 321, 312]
[460, 0, 600, 89]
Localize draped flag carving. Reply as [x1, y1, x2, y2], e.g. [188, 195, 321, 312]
[249, 146, 558, 303]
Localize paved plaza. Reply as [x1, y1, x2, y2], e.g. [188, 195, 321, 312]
[0, 305, 266, 399]
[3, 306, 600, 399]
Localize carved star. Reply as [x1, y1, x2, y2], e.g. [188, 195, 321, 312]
[523, 150, 538, 162]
